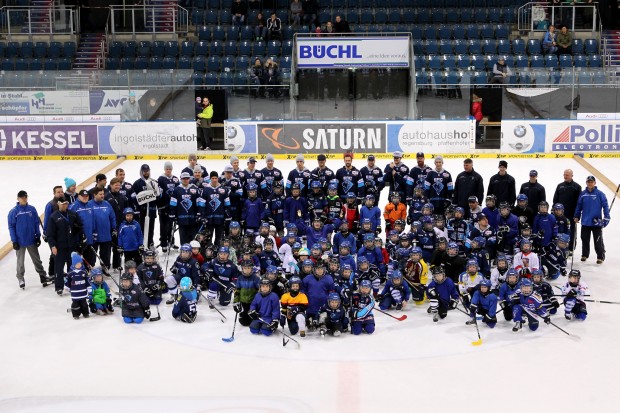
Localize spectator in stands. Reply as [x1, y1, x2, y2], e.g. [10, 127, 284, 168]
[254, 12, 267, 41]
[303, 0, 318, 29]
[333, 15, 351, 33]
[490, 57, 512, 85]
[542, 25, 558, 55]
[120, 91, 141, 122]
[557, 25, 572, 55]
[323, 21, 335, 35]
[263, 58, 280, 98]
[197, 97, 214, 150]
[267, 12, 282, 41]
[232, 0, 248, 26]
[290, 0, 303, 28]
[250, 58, 265, 98]
[471, 94, 484, 144]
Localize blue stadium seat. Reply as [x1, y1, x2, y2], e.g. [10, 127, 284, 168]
[375, 9, 389, 24]
[512, 39, 525, 54]
[254, 40, 266, 55]
[425, 39, 439, 54]
[282, 40, 293, 56]
[577, 70, 592, 85]
[497, 39, 511, 54]
[224, 40, 238, 56]
[120, 57, 134, 70]
[495, 24, 509, 39]
[192, 9, 205, 26]
[238, 40, 252, 56]
[192, 72, 205, 85]
[346, 10, 360, 24]
[48, 42, 62, 58]
[44, 58, 58, 71]
[439, 39, 453, 54]
[180, 41, 193, 57]
[559, 54, 572, 68]
[220, 72, 233, 85]
[573, 54, 587, 68]
[164, 41, 178, 57]
[454, 54, 468, 69]
[485, 54, 499, 70]
[388, 9, 402, 24]
[446, 8, 459, 23]
[465, 24, 479, 39]
[57, 58, 72, 70]
[438, 25, 452, 40]
[222, 56, 235, 70]
[412, 39, 423, 55]
[480, 24, 494, 39]
[584, 39, 598, 55]
[467, 39, 481, 54]
[402, 8, 415, 24]
[454, 39, 468, 54]
[178, 56, 192, 69]
[482, 39, 496, 54]
[34, 42, 47, 58]
[6, 45, 19, 60]
[431, 8, 445, 24]
[104, 58, 118, 70]
[236, 55, 250, 70]
[276, 9, 288, 25]
[206, 10, 218, 25]
[470, 54, 485, 70]
[589, 54, 601, 67]
[198, 26, 211, 41]
[20, 41, 33, 58]
[415, 71, 429, 89]
[572, 39, 584, 54]
[427, 54, 442, 70]
[453, 26, 466, 39]
[488, 8, 501, 22]
[138, 41, 151, 57]
[247, 10, 259, 25]
[149, 56, 163, 69]
[443, 54, 457, 70]
[151, 41, 165, 57]
[431, 70, 446, 90]
[210, 40, 224, 56]
[194, 41, 209, 57]
[240, 25, 253, 41]
[207, 55, 221, 71]
[192, 56, 207, 71]
[417, 9, 431, 24]
[108, 41, 122, 58]
[226, 25, 239, 41]
[14, 57, 29, 70]
[460, 9, 473, 24]
[592, 69, 606, 84]
[212, 25, 227, 41]
[134, 56, 149, 70]
[530, 54, 544, 68]
[282, 25, 295, 41]
[515, 54, 528, 68]
[473, 71, 487, 85]
[162, 56, 177, 69]
[123, 41, 137, 57]
[474, 10, 488, 23]
[267, 40, 281, 56]
[332, 0, 346, 7]
[360, 9, 373, 24]
[414, 54, 426, 70]
[424, 25, 437, 40]
[527, 39, 541, 55]
[500, 54, 514, 68]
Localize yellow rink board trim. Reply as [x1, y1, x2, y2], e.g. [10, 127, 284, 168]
[0, 157, 127, 262]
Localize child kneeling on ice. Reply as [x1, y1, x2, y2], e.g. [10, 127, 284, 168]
[88, 267, 113, 315]
[172, 277, 198, 323]
[350, 279, 375, 335]
[248, 278, 280, 336]
[119, 272, 151, 324]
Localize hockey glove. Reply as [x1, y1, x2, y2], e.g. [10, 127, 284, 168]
[35, 237, 41, 247]
[269, 320, 279, 332]
[111, 229, 118, 239]
[233, 302, 243, 313]
[42, 234, 48, 243]
[248, 309, 258, 320]
[225, 284, 235, 295]
[89, 301, 97, 314]
[143, 288, 152, 297]
[240, 220, 246, 228]
[543, 316, 551, 325]
[144, 308, 151, 319]
[561, 268, 567, 277]
[519, 268, 531, 277]
[375, 226, 382, 235]
[566, 289, 577, 298]
[406, 215, 413, 225]
[138, 245, 145, 253]
[603, 218, 610, 228]
[550, 298, 560, 309]
[427, 288, 438, 299]
[170, 266, 178, 275]
[106, 298, 114, 312]
[12, 242, 20, 250]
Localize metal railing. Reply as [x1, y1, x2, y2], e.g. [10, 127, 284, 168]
[518, 3, 600, 33]
[0, 5, 78, 40]
[108, 5, 188, 40]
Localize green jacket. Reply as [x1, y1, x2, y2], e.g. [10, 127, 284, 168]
[197, 104, 213, 128]
[557, 31, 572, 48]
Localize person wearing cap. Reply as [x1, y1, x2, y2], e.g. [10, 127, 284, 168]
[157, 161, 180, 253]
[64, 177, 77, 205]
[336, 151, 362, 203]
[242, 157, 264, 198]
[69, 188, 96, 266]
[120, 91, 142, 121]
[574, 176, 610, 264]
[384, 151, 410, 200]
[453, 158, 484, 218]
[197, 96, 214, 150]
[131, 164, 161, 248]
[359, 154, 385, 204]
[90, 187, 117, 274]
[220, 164, 244, 225]
[8, 191, 53, 290]
[487, 160, 516, 206]
[424, 156, 454, 215]
[182, 154, 208, 179]
[310, 153, 335, 195]
[490, 56, 512, 85]
[553, 169, 582, 252]
[200, 171, 231, 247]
[286, 153, 311, 198]
[406, 152, 432, 202]
[260, 153, 283, 200]
[47, 196, 84, 294]
[519, 170, 546, 215]
[88, 173, 109, 200]
[43, 185, 66, 278]
[106, 177, 130, 271]
[114, 168, 134, 199]
[170, 171, 201, 245]
[467, 196, 483, 221]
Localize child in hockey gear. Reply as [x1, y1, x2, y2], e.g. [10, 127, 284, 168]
[360, 195, 381, 233]
[393, 219, 406, 235]
[448, 207, 469, 252]
[497, 202, 519, 254]
[328, 255, 341, 277]
[319, 292, 349, 337]
[561, 270, 588, 320]
[531, 269, 559, 315]
[242, 183, 265, 232]
[350, 280, 376, 335]
[514, 223, 535, 254]
[172, 277, 198, 323]
[295, 215, 338, 252]
[332, 220, 357, 255]
[441, 242, 467, 283]
[513, 239, 539, 278]
[67, 252, 89, 319]
[202, 246, 240, 306]
[378, 270, 411, 311]
[233, 260, 261, 326]
[338, 242, 357, 272]
[307, 180, 327, 222]
[384, 192, 407, 233]
[138, 249, 165, 298]
[511, 278, 550, 332]
[342, 192, 360, 233]
[386, 230, 400, 258]
[426, 266, 459, 322]
[269, 225, 281, 248]
[228, 221, 243, 251]
[552, 203, 571, 238]
[498, 269, 520, 321]
[334, 263, 353, 302]
[279, 233, 298, 276]
[407, 186, 427, 224]
[310, 243, 323, 263]
[280, 276, 309, 336]
[430, 237, 449, 267]
[469, 214, 497, 260]
[298, 258, 314, 279]
[119, 271, 151, 323]
[265, 265, 287, 298]
[189, 240, 204, 266]
[248, 278, 281, 336]
[467, 279, 498, 328]
[490, 254, 510, 291]
[405, 247, 429, 305]
[482, 194, 499, 229]
[433, 214, 449, 241]
[444, 205, 455, 221]
[258, 238, 282, 273]
[88, 267, 113, 315]
[417, 216, 438, 263]
[325, 183, 345, 223]
[458, 259, 484, 309]
[542, 233, 569, 280]
[351, 256, 381, 296]
[302, 261, 335, 331]
[533, 201, 558, 249]
[512, 194, 535, 228]
[467, 196, 483, 221]
[266, 181, 286, 234]
[357, 234, 385, 273]
[117, 208, 144, 266]
[467, 236, 491, 278]
[166, 244, 201, 305]
[356, 219, 375, 250]
[319, 237, 331, 254]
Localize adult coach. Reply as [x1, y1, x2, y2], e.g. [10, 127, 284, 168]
[574, 176, 610, 264]
[453, 158, 484, 217]
[8, 190, 53, 289]
[553, 169, 581, 252]
[487, 160, 516, 206]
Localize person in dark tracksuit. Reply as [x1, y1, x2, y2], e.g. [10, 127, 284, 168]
[47, 197, 84, 295]
[106, 177, 129, 271]
[574, 175, 610, 264]
[553, 169, 582, 252]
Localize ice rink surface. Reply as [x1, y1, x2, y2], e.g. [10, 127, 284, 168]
[2, 156, 620, 413]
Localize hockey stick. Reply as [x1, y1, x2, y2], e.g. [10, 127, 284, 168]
[222, 312, 239, 342]
[460, 296, 482, 346]
[200, 292, 227, 322]
[553, 286, 618, 304]
[259, 317, 300, 349]
[149, 305, 161, 322]
[609, 183, 620, 213]
[373, 307, 407, 321]
[437, 295, 470, 316]
[570, 221, 577, 270]
[520, 305, 580, 340]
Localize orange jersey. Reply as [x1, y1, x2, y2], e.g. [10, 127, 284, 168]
[280, 292, 309, 308]
[383, 202, 407, 223]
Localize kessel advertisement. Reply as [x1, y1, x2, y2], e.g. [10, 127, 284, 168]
[0, 124, 98, 156]
[227, 121, 387, 154]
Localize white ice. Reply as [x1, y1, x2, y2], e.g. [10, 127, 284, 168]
[1, 157, 619, 413]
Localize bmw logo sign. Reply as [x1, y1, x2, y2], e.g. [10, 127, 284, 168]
[227, 126, 238, 139]
[513, 125, 526, 138]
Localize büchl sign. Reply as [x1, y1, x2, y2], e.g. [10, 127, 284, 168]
[296, 37, 410, 68]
